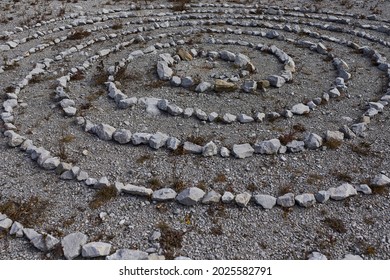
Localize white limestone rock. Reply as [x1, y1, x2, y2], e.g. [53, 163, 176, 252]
[149, 132, 169, 149]
[277, 193, 295, 207]
[202, 190, 222, 204]
[221, 191, 235, 203]
[235, 192, 252, 207]
[157, 61, 173, 81]
[152, 188, 177, 201]
[202, 141, 218, 157]
[113, 129, 132, 144]
[232, 143, 254, 159]
[82, 242, 112, 258]
[220, 147, 230, 157]
[291, 103, 310, 115]
[94, 123, 116, 141]
[121, 184, 153, 197]
[106, 249, 148, 260]
[308, 252, 328, 260]
[254, 194, 277, 209]
[315, 190, 330, 203]
[356, 184, 372, 195]
[329, 183, 357, 200]
[304, 133, 323, 149]
[295, 193, 316, 207]
[62, 232, 88, 260]
[131, 133, 152, 145]
[237, 114, 254, 123]
[254, 139, 281, 154]
[183, 142, 203, 154]
[371, 174, 390, 186]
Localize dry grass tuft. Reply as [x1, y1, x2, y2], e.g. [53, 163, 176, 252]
[89, 186, 117, 209]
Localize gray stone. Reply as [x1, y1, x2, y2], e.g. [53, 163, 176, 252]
[4, 131, 25, 147]
[287, 140, 305, 153]
[31, 233, 60, 252]
[152, 188, 177, 201]
[202, 190, 221, 204]
[371, 174, 390, 186]
[356, 184, 372, 195]
[131, 133, 152, 145]
[237, 114, 254, 123]
[343, 254, 363, 260]
[23, 228, 40, 241]
[167, 104, 183, 116]
[183, 142, 203, 154]
[254, 195, 277, 209]
[0, 218, 13, 230]
[106, 249, 148, 260]
[232, 143, 254, 159]
[234, 53, 251, 68]
[183, 108, 194, 118]
[195, 108, 208, 121]
[181, 76, 194, 88]
[62, 232, 88, 260]
[63, 106, 77, 117]
[268, 75, 286, 87]
[202, 141, 218, 157]
[195, 82, 212, 93]
[118, 97, 137, 109]
[223, 113, 237, 123]
[242, 80, 257, 93]
[42, 157, 61, 170]
[175, 256, 192, 260]
[317, 43, 328, 54]
[291, 103, 310, 115]
[166, 137, 180, 150]
[220, 147, 230, 157]
[95, 176, 110, 189]
[113, 129, 132, 144]
[77, 171, 89, 181]
[308, 252, 328, 260]
[159, 53, 174, 66]
[208, 112, 219, 122]
[170, 76, 181, 87]
[221, 192, 235, 203]
[277, 193, 295, 207]
[304, 133, 323, 149]
[220, 50, 236, 62]
[149, 132, 169, 149]
[121, 184, 153, 197]
[295, 193, 316, 207]
[315, 190, 330, 203]
[255, 112, 266, 122]
[339, 125, 356, 139]
[9, 221, 23, 237]
[281, 110, 293, 118]
[329, 183, 357, 200]
[325, 130, 344, 142]
[157, 61, 173, 81]
[157, 99, 169, 111]
[351, 123, 367, 137]
[82, 242, 112, 258]
[329, 87, 341, 98]
[176, 187, 205, 206]
[94, 123, 116, 141]
[254, 139, 281, 154]
[235, 192, 252, 207]
[60, 99, 75, 108]
[85, 178, 98, 187]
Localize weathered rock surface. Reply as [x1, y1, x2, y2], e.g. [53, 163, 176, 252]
[176, 187, 205, 206]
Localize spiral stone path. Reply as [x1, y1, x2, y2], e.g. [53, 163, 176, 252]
[1, 0, 390, 260]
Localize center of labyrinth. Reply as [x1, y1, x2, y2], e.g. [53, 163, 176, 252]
[1, 1, 390, 260]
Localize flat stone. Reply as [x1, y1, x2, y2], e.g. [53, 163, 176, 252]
[167, 104, 183, 116]
[183, 142, 203, 154]
[232, 143, 254, 159]
[237, 114, 254, 123]
[195, 108, 208, 120]
[223, 113, 237, 123]
[62, 232, 88, 260]
[149, 132, 169, 149]
[221, 191, 235, 203]
[176, 187, 205, 206]
[254, 139, 281, 154]
[242, 80, 257, 93]
[220, 50, 236, 62]
[295, 193, 316, 207]
[195, 82, 212, 93]
[202, 141, 218, 157]
[214, 79, 237, 92]
[291, 103, 310, 115]
[254, 195, 277, 209]
[152, 188, 177, 201]
[356, 184, 372, 195]
[286, 140, 305, 153]
[220, 147, 230, 157]
[131, 133, 152, 145]
[235, 192, 252, 207]
[0, 218, 13, 230]
[113, 129, 132, 144]
[106, 249, 148, 260]
[315, 190, 330, 203]
[177, 48, 193, 61]
[121, 184, 153, 197]
[343, 254, 363, 260]
[202, 190, 221, 204]
[234, 53, 251, 68]
[42, 157, 61, 170]
[157, 61, 173, 81]
[118, 98, 137, 109]
[277, 193, 295, 207]
[94, 123, 116, 141]
[304, 133, 323, 149]
[329, 183, 357, 200]
[339, 125, 356, 139]
[371, 174, 390, 186]
[82, 242, 112, 258]
[351, 123, 367, 137]
[166, 137, 180, 150]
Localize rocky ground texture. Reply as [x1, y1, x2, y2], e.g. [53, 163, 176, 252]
[1, 0, 390, 260]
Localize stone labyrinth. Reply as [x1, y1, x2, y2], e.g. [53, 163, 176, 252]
[1, 0, 390, 260]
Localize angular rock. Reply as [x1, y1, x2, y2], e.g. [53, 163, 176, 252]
[159, 53, 174, 66]
[291, 103, 310, 115]
[166, 137, 180, 150]
[220, 50, 236, 62]
[254, 139, 281, 154]
[149, 132, 169, 149]
[214, 79, 237, 92]
[113, 129, 132, 144]
[268, 75, 286, 87]
[232, 143, 254, 159]
[254, 194, 277, 209]
[62, 232, 88, 260]
[329, 87, 341, 98]
[95, 176, 110, 189]
[195, 82, 212, 93]
[329, 183, 357, 200]
[221, 192, 235, 203]
[82, 242, 112, 258]
[31, 233, 60, 252]
[194, 108, 208, 120]
[157, 61, 173, 81]
[131, 133, 152, 145]
[235, 192, 252, 207]
[176, 187, 205, 206]
[237, 114, 254, 123]
[106, 249, 148, 260]
[339, 125, 356, 139]
[277, 193, 295, 207]
[234, 53, 251, 68]
[42, 157, 61, 170]
[220, 147, 230, 157]
[315, 190, 330, 203]
[118, 97, 137, 109]
[351, 123, 367, 137]
[10, 221, 24, 237]
[242, 80, 257, 93]
[202, 190, 221, 204]
[208, 112, 219, 122]
[181, 76, 194, 88]
[356, 184, 372, 195]
[177, 49, 193, 61]
[304, 133, 323, 149]
[343, 254, 363, 260]
[286, 140, 305, 153]
[170, 76, 181, 87]
[325, 130, 344, 142]
[4, 131, 25, 147]
[167, 104, 183, 116]
[121, 184, 153, 197]
[94, 123, 116, 141]
[371, 174, 390, 186]
[0, 218, 13, 230]
[223, 113, 237, 123]
[202, 141, 218, 157]
[152, 188, 177, 201]
[295, 193, 316, 207]
[183, 142, 203, 154]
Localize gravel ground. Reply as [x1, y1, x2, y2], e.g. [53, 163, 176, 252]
[1, 0, 390, 260]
